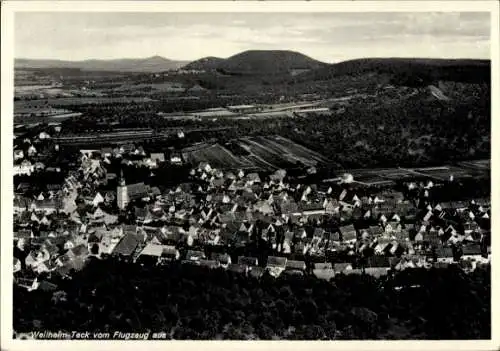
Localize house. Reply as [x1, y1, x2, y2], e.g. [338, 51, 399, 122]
[35, 260, 58, 274]
[324, 199, 340, 214]
[14, 196, 33, 213]
[136, 243, 167, 263]
[32, 198, 62, 214]
[92, 193, 104, 207]
[161, 246, 181, 261]
[25, 250, 50, 269]
[68, 244, 89, 259]
[461, 244, 487, 263]
[339, 224, 357, 243]
[27, 145, 37, 157]
[112, 233, 141, 258]
[313, 262, 335, 281]
[346, 267, 389, 278]
[14, 258, 22, 273]
[14, 160, 34, 176]
[246, 173, 261, 184]
[150, 153, 165, 165]
[285, 260, 306, 272]
[197, 162, 212, 173]
[39, 131, 51, 140]
[367, 255, 391, 269]
[56, 254, 72, 267]
[266, 256, 287, 277]
[186, 250, 206, 261]
[435, 247, 455, 263]
[212, 253, 232, 268]
[17, 277, 40, 291]
[14, 149, 24, 160]
[238, 256, 259, 267]
[333, 263, 353, 274]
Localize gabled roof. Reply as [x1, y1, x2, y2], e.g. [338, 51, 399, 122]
[211, 252, 231, 264]
[139, 243, 165, 257]
[238, 256, 259, 266]
[112, 234, 141, 256]
[161, 245, 179, 258]
[333, 263, 352, 272]
[285, 260, 306, 271]
[267, 256, 287, 268]
[150, 153, 165, 162]
[367, 255, 391, 268]
[462, 244, 482, 256]
[71, 244, 89, 257]
[435, 247, 454, 258]
[186, 250, 205, 260]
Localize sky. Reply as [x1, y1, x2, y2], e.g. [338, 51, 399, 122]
[14, 12, 490, 63]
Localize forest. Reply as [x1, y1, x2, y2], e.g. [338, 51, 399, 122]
[13, 258, 490, 340]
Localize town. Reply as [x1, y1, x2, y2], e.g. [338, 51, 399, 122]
[13, 124, 491, 292]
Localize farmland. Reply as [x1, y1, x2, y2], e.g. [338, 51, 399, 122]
[181, 143, 254, 170]
[321, 162, 490, 186]
[181, 136, 332, 171]
[41, 97, 157, 107]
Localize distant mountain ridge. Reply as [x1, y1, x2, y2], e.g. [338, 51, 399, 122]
[16, 52, 491, 85]
[15, 56, 189, 73]
[183, 50, 328, 75]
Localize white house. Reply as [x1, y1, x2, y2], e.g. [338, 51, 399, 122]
[14, 149, 24, 161]
[27, 145, 37, 156]
[92, 193, 105, 207]
[14, 160, 34, 176]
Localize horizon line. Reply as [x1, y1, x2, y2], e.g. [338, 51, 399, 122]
[14, 54, 491, 67]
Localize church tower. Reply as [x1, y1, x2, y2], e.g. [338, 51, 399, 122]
[117, 169, 129, 210]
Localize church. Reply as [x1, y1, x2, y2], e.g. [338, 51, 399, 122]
[116, 170, 150, 210]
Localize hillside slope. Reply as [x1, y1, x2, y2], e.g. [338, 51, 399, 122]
[299, 58, 490, 86]
[185, 50, 328, 76]
[183, 57, 225, 71]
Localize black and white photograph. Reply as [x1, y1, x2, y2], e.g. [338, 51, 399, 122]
[1, 1, 498, 349]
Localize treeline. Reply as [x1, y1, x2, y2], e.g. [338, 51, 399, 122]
[13, 257, 490, 340]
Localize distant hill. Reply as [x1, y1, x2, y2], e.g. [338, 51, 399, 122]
[184, 50, 328, 75]
[183, 57, 225, 71]
[299, 58, 491, 86]
[15, 56, 189, 73]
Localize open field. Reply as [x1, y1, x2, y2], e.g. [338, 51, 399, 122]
[110, 82, 186, 93]
[323, 163, 490, 186]
[181, 136, 332, 171]
[182, 143, 254, 170]
[15, 97, 157, 109]
[238, 136, 330, 169]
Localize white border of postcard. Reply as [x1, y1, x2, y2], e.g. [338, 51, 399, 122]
[2, 1, 499, 351]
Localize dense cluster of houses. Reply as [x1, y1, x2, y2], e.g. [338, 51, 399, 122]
[13, 133, 491, 292]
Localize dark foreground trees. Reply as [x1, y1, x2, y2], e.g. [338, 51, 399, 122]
[13, 258, 490, 340]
